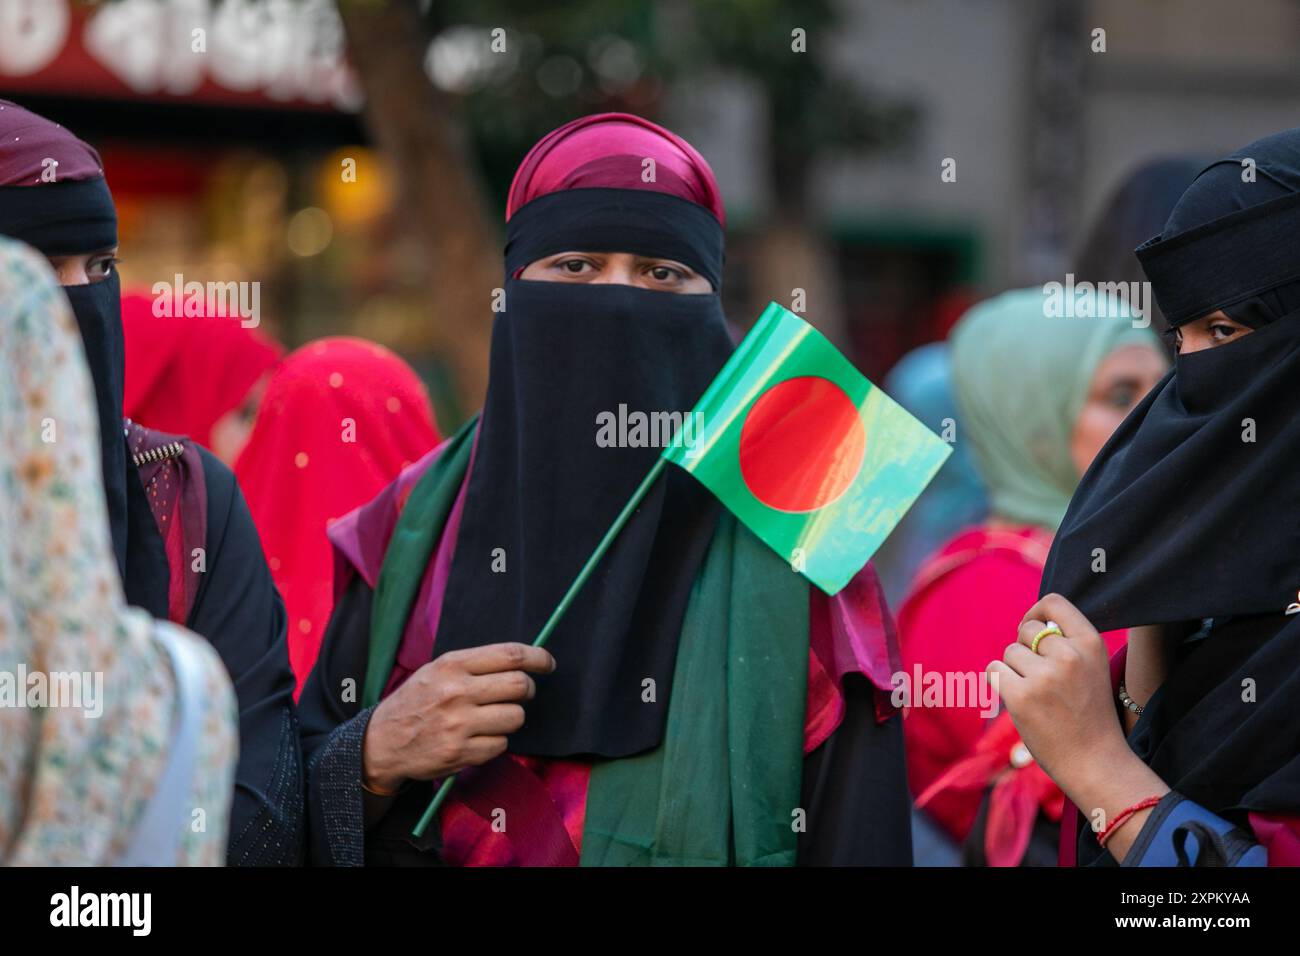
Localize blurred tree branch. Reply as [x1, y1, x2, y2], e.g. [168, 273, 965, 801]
[337, 0, 498, 414]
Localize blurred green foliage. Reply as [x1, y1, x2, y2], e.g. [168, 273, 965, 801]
[420, 0, 917, 210]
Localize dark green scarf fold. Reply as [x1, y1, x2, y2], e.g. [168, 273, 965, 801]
[362, 417, 809, 865]
[581, 513, 808, 866]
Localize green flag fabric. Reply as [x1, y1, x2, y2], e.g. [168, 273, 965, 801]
[580, 513, 808, 867]
[663, 302, 951, 595]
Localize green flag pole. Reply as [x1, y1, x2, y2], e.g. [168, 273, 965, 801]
[411, 456, 669, 839]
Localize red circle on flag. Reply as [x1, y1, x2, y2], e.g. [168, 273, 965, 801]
[738, 376, 865, 512]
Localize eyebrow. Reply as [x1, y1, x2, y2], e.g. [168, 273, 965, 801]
[633, 256, 695, 272]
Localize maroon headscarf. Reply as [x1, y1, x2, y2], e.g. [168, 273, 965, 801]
[0, 99, 116, 255]
[0, 99, 106, 185]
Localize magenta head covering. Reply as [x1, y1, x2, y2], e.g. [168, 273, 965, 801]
[506, 112, 725, 226]
[0, 99, 117, 256]
[0, 99, 106, 186]
[503, 113, 726, 290]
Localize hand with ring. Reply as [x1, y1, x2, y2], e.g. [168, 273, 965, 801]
[986, 593, 1131, 807]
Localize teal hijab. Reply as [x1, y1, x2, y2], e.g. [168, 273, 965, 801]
[949, 287, 1161, 531]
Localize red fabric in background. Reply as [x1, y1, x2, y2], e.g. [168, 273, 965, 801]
[899, 525, 1126, 846]
[235, 337, 440, 693]
[1248, 814, 1300, 866]
[121, 289, 283, 448]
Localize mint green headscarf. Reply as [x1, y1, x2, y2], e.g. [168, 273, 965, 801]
[949, 287, 1162, 531]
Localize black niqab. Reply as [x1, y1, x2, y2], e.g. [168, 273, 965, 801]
[63, 269, 131, 581]
[1042, 129, 1300, 861]
[1136, 128, 1300, 329]
[1045, 128, 1300, 627]
[433, 275, 735, 758]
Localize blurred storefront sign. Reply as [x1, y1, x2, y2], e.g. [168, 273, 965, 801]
[0, 0, 360, 111]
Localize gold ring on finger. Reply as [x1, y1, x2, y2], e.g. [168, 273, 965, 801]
[1030, 620, 1063, 655]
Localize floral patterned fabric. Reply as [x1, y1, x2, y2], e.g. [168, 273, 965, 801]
[0, 238, 238, 865]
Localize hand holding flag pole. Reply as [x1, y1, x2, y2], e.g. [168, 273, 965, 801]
[411, 457, 669, 839]
[410, 302, 950, 839]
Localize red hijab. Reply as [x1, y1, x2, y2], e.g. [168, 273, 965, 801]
[234, 337, 441, 692]
[120, 290, 283, 448]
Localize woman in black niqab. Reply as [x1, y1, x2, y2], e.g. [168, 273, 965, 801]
[0, 99, 303, 866]
[989, 127, 1300, 867]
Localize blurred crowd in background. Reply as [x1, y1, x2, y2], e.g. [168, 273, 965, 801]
[8, 0, 1300, 425]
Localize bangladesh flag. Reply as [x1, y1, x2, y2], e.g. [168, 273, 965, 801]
[662, 301, 951, 595]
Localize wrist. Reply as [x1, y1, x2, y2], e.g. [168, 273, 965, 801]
[361, 705, 406, 794]
[1123, 624, 1171, 703]
[1057, 733, 1143, 813]
[1066, 742, 1169, 838]
[1121, 674, 1160, 711]
[1097, 796, 1163, 851]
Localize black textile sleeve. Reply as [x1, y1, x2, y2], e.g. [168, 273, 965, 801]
[301, 577, 448, 867]
[193, 448, 303, 866]
[797, 674, 913, 866]
[300, 574, 376, 866]
[122, 459, 169, 619]
[309, 706, 377, 867]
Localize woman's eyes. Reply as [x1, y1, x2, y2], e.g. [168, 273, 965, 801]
[647, 265, 685, 283]
[1163, 323, 1245, 353]
[88, 257, 119, 280]
[552, 259, 687, 283]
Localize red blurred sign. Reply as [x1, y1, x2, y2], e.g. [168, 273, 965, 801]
[0, 0, 361, 112]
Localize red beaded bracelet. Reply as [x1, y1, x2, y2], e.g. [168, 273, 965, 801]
[1097, 795, 1163, 847]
